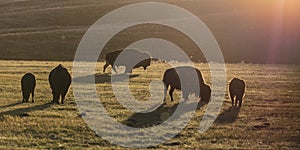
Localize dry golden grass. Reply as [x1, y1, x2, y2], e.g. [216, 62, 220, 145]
[0, 60, 299, 149]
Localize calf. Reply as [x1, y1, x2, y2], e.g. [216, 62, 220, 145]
[21, 73, 36, 103]
[163, 66, 211, 102]
[49, 64, 71, 104]
[103, 49, 151, 73]
[229, 78, 246, 108]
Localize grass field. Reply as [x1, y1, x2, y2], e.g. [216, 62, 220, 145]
[0, 60, 299, 149]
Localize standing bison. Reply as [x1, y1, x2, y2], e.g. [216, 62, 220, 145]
[103, 49, 151, 73]
[21, 73, 36, 103]
[163, 66, 211, 103]
[229, 78, 246, 108]
[49, 64, 71, 104]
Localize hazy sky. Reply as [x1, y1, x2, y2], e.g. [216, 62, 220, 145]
[188, 0, 300, 64]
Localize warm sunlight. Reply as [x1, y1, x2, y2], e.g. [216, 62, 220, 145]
[0, 0, 299, 149]
[267, 0, 285, 63]
[267, 0, 300, 63]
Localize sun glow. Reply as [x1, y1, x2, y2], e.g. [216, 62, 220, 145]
[267, 0, 285, 63]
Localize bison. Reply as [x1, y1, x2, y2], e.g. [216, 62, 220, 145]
[163, 66, 211, 103]
[49, 64, 71, 104]
[103, 49, 151, 73]
[200, 83, 212, 103]
[21, 73, 36, 103]
[229, 78, 245, 108]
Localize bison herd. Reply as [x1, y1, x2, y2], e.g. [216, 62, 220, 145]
[20, 49, 245, 108]
[21, 64, 71, 104]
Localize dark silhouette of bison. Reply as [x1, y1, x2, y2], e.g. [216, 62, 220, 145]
[21, 73, 36, 103]
[163, 66, 211, 103]
[200, 83, 211, 103]
[49, 64, 71, 104]
[103, 49, 151, 73]
[229, 78, 245, 108]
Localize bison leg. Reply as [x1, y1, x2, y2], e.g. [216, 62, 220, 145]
[229, 92, 235, 107]
[52, 91, 60, 104]
[56, 95, 60, 104]
[238, 99, 242, 108]
[234, 97, 238, 107]
[169, 87, 175, 101]
[22, 91, 25, 102]
[112, 65, 118, 73]
[163, 84, 168, 102]
[23, 92, 30, 102]
[31, 91, 35, 103]
[103, 62, 110, 73]
[51, 91, 55, 103]
[237, 94, 243, 108]
[61, 88, 70, 104]
[61, 94, 66, 104]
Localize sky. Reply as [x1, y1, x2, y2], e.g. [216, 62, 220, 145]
[190, 0, 300, 64]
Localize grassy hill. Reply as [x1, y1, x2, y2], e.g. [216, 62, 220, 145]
[0, 0, 299, 63]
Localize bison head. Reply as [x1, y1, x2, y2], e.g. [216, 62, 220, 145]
[200, 83, 211, 103]
[141, 58, 151, 70]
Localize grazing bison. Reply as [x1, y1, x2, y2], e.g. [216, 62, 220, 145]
[229, 78, 246, 108]
[21, 73, 36, 103]
[103, 49, 151, 73]
[163, 66, 211, 102]
[49, 64, 71, 104]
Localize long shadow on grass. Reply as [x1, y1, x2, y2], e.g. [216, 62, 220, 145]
[0, 102, 52, 118]
[122, 101, 207, 128]
[0, 101, 23, 109]
[215, 107, 240, 124]
[73, 73, 139, 84]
